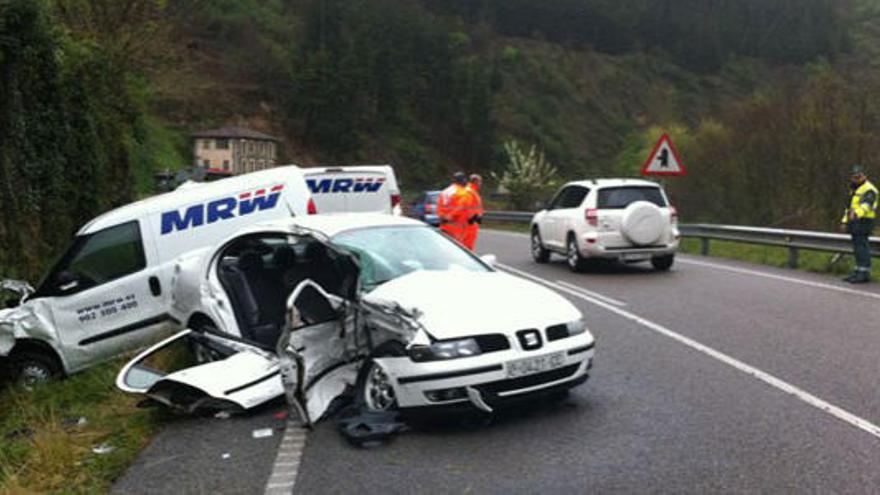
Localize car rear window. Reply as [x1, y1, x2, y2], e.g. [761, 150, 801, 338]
[597, 186, 666, 209]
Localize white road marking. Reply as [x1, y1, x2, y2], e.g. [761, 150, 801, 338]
[498, 262, 880, 440]
[264, 421, 308, 495]
[555, 280, 627, 307]
[678, 257, 880, 300]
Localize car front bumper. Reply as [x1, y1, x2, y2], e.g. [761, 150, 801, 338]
[376, 333, 595, 411]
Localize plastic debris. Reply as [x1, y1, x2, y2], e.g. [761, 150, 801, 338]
[222, 453, 231, 460]
[4, 427, 34, 440]
[337, 410, 408, 448]
[92, 442, 115, 455]
[62, 416, 88, 428]
[252, 428, 274, 439]
[214, 411, 232, 419]
[273, 411, 288, 420]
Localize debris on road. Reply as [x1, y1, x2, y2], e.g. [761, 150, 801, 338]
[62, 416, 88, 429]
[92, 442, 115, 455]
[214, 411, 232, 420]
[252, 428, 274, 439]
[337, 409, 409, 448]
[221, 453, 231, 460]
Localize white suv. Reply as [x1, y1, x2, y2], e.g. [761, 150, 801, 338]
[530, 179, 680, 272]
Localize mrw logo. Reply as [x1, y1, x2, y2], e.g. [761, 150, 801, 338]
[160, 185, 285, 235]
[307, 177, 385, 194]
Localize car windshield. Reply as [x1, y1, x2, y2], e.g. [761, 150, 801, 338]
[332, 226, 489, 291]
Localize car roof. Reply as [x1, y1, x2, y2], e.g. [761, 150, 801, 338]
[564, 178, 661, 189]
[78, 166, 305, 235]
[257, 213, 425, 238]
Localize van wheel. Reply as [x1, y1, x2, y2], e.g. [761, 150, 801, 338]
[651, 254, 675, 271]
[355, 341, 406, 412]
[531, 229, 550, 263]
[9, 350, 61, 387]
[566, 235, 587, 273]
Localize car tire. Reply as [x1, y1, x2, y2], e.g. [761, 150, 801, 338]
[9, 350, 61, 387]
[651, 254, 675, 271]
[566, 235, 587, 273]
[531, 228, 550, 263]
[355, 341, 406, 413]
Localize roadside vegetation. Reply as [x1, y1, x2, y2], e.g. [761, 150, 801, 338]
[0, 359, 171, 493]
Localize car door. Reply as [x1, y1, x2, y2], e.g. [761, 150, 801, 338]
[540, 187, 570, 249]
[116, 329, 285, 413]
[117, 258, 362, 421]
[34, 221, 171, 372]
[554, 186, 590, 243]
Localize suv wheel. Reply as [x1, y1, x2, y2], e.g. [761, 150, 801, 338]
[651, 254, 675, 271]
[566, 235, 587, 273]
[531, 229, 550, 263]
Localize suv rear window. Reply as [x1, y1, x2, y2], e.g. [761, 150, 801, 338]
[597, 186, 666, 209]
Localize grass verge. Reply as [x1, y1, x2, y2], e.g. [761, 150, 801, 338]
[483, 222, 874, 278]
[0, 358, 172, 493]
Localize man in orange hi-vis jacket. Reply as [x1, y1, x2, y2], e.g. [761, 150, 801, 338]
[437, 172, 475, 246]
[462, 174, 483, 251]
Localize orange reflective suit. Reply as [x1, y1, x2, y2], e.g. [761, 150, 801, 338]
[437, 183, 476, 246]
[463, 182, 483, 251]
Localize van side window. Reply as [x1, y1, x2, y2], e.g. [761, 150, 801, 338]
[40, 222, 146, 295]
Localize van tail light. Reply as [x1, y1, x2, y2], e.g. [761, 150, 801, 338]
[391, 193, 402, 209]
[307, 198, 318, 215]
[425, 203, 435, 214]
[669, 205, 678, 224]
[585, 208, 599, 227]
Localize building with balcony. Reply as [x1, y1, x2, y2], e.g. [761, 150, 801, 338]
[191, 126, 279, 175]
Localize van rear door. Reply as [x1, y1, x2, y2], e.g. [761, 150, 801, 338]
[304, 166, 399, 214]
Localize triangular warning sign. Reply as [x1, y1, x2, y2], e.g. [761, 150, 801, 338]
[641, 134, 686, 176]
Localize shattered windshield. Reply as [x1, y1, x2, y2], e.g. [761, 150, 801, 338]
[332, 226, 488, 291]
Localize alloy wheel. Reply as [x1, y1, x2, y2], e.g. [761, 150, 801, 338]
[364, 363, 396, 411]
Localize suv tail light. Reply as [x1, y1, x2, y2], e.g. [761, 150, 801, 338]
[669, 205, 678, 224]
[391, 193, 402, 210]
[307, 198, 318, 215]
[585, 208, 598, 227]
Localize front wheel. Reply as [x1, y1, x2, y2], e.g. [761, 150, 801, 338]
[355, 341, 406, 412]
[531, 229, 550, 263]
[8, 350, 62, 387]
[567, 236, 588, 273]
[651, 254, 675, 271]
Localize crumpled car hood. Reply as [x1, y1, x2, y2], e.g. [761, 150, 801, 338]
[364, 270, 581, 340]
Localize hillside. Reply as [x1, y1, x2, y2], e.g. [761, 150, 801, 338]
[2, 0, 878, 278]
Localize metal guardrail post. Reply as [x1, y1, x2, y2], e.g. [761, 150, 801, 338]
[700, 237, 710, 256]
[788, 247, 799, 269]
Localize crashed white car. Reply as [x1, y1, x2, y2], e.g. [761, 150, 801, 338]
[116, 215, 596, 424]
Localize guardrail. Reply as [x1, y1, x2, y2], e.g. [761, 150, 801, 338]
[483, 210, 877, 269]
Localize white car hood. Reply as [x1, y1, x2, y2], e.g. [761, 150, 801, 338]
[364, 270, 581, 340]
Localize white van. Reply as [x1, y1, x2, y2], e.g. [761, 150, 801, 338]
[0, 166, 316, 384]
[303, 165, 401, 215]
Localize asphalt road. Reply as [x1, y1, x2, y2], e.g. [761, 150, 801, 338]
[115, 229, 880, 493]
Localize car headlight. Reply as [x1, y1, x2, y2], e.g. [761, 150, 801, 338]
[566, 318, 587, 336]
[409, 338, 482, 362]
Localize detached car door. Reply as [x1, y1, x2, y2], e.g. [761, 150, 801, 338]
[35, 221, 170, 372]
[116, 329, 284, 413]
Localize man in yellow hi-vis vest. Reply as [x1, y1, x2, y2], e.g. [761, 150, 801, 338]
[840, 164, 878, 284]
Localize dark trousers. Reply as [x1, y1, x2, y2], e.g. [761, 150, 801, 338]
[850, 218, 875, 271]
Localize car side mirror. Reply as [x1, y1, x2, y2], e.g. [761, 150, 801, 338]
[480, 254, 498, 268]
[55, 271, 79, 293]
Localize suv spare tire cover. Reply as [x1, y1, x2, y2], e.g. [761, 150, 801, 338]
[621, 201, 665, 246]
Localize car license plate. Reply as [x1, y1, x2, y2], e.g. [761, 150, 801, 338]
[621, 253, 649, 261]
[506, 352, 566, 378]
